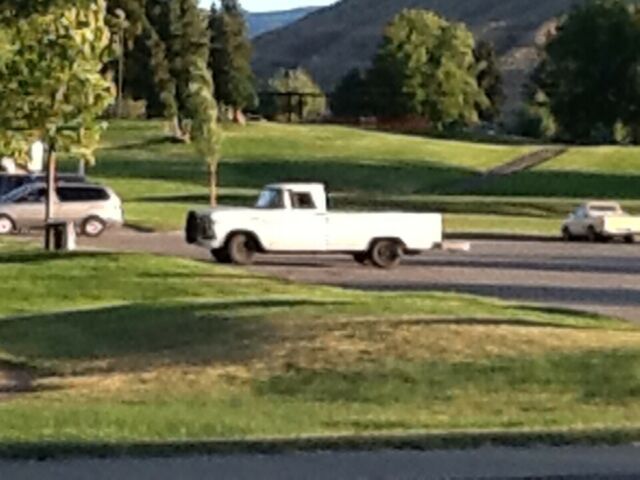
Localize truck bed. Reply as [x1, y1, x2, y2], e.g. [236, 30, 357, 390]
[603, 216, 640, 236]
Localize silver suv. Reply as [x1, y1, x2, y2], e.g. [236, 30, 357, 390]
[0, 182, 124, 237]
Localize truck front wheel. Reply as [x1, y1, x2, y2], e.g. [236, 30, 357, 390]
[226, 233, 257, 265]
[211, 248, 231, 264]
[369, 240, 402, 269]
[586, 226, 599, 243]
[353, 252, 370, 265]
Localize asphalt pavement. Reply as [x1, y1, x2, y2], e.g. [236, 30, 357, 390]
[2, 445, 640, 479]
[80, 229, 640, 322]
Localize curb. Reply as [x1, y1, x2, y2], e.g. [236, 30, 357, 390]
[447, 233, 559, 242]
[1, 428, 639, 460]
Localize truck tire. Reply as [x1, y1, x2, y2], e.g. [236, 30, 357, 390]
[586, 226, 599, 243]
[211, 248, 231, 264]
[562, 227, 574, 242]
[369, 239, 402, 269]
[226, 233, 257, 265]
[353, 252, 370, 265]
[625, 235, 635, 244]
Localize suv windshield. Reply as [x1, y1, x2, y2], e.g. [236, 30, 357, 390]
[255, 189, 284, 209]
[1, 184, 35, 203]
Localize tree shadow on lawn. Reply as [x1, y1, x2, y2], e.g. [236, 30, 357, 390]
[0, 299, 343, 374]
[0, 251, 113, 266]
[92, 159, 476, 195]
[453, 170, 640, 200]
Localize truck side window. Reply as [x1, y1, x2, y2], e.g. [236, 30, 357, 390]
[290, 192, 316, 210]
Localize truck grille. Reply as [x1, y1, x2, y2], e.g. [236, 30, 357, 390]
[185, 212, 215, 244]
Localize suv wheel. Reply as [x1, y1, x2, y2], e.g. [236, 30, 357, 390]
[369, 239, 402, 269]
[226, 233, 257, 265]
[0, 215, 15, 235]
[82, 216, 107, 237]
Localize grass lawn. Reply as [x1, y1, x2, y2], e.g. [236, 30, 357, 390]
[463, 146, 640, 200]
[1, 246, 640, 443]
[81, 120, 536, 231]
[61, 120, 640, 235]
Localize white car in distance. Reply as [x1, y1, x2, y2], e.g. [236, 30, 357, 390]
[186, 182, 443, 268]
[561, 201, 640, 243]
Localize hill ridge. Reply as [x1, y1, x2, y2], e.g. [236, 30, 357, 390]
[252, 0, 585, 115]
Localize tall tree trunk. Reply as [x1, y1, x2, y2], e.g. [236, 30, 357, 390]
[208, 162, 218, 208]
[116, 27, 125, 119]
[44, 147, 57, 251]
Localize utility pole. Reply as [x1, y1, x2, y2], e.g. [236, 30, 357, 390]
[44, 142, 56, 251]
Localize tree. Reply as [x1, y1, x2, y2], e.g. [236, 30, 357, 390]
[330, 68, 372, 118]
[539, 0, 640, 142]
[367, 9, 487, 130]
[208, 0, 257, 122]
[474, 40, 504, 122]
[262, 68, 326, 122]
[0, 0, 115, 248]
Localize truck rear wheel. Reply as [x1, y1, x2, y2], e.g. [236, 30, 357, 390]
[226, 233, 257, 265]
[211, 248, 231, 264]
[625, 235, 636, 244]
[369, 240, 402, 269]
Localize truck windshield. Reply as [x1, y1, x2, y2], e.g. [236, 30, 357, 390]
[255, 189, 284, 209]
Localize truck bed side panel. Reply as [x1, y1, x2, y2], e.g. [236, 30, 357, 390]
[326, 213, 442, 252]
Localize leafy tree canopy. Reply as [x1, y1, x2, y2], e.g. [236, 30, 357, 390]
[368, 9, 487, 130]
[539, 0, 640, 142]
[0, 0, 114, 164]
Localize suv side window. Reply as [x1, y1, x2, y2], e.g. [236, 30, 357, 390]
[289, 192, 316, 210]
[57, 187, 109, 202]
[16, 187, 46, 203]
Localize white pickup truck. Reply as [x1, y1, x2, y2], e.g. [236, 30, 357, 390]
[186, 182, 443, 268]
[561, 201, 640, 243]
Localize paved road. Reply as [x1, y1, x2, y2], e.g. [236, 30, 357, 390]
[79, 229, 640, 322]
[2, 446, 640, 479]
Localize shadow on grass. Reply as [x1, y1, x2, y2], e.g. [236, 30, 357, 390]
[257, 349, 640, 406]
[93, 159, 475, 195]
[0, 251, 113, 265]
[451, 170, 640, 200]
[354, 282, 640, 309]
[0, 299, 345, 372]
[99, 136, 179, 152]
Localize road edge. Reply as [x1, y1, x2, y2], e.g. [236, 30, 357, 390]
[2, 428, 639, 460]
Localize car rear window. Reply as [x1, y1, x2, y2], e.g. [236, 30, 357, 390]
[57, 187, 110, 202]
[591, 205, 619, 213]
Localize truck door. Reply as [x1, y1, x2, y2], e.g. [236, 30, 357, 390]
[282, 190, 327, 251]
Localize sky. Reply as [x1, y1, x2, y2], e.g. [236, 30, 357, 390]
[200, 1, 337, 13]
